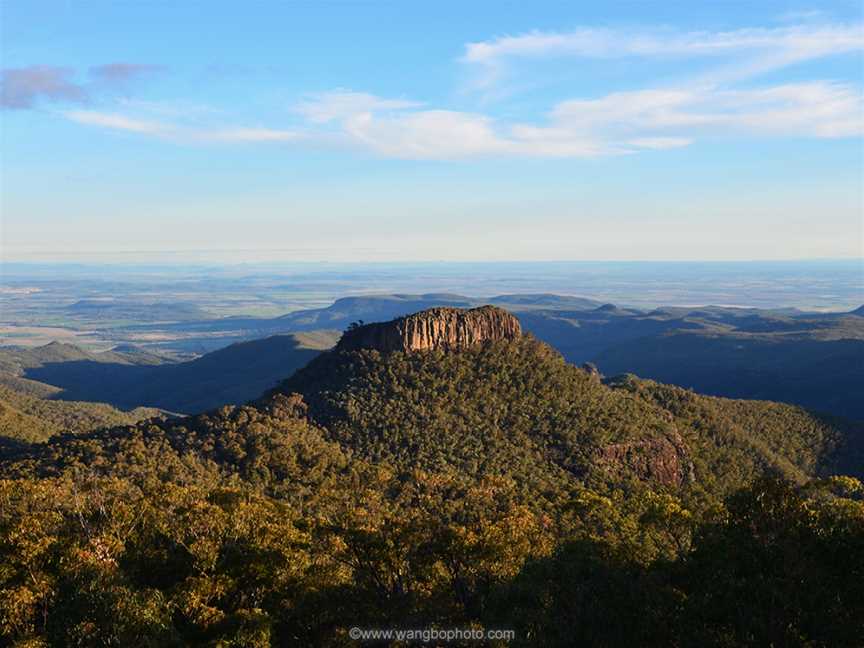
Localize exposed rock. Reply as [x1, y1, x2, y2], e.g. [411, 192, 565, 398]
[595, 428, 694, 488]
[581, 362, 602, 379]
[336, 305, 522, 354]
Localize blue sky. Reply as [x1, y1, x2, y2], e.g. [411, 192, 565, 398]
[1, 1, 862, 262]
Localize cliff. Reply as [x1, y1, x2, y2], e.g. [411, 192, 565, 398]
[595, 429, 695, 488]
[335, 305, 522, 353]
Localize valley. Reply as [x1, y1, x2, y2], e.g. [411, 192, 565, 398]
[2, 303, 862, 646]
[2, 270, 861, 418]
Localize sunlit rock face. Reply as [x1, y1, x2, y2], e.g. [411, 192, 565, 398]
[595, 430, 695, 488]
[336, 306, 522, 353]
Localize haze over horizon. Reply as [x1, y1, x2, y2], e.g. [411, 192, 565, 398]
[2, 1, 863, 263]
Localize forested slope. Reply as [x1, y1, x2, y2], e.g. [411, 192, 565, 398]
[1, 318, 862, 646]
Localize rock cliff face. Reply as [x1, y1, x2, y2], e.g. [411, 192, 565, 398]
[336, 306, 522, 354]
[595, 429, 694, 488]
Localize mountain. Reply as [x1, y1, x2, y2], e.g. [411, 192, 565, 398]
[279, 307, 862, 497]
[594, 332, 864, 419]
[115, 292, 600, 339]
[0, 384, 162, 448]
[280, 297, 864, 420]
[2, 306, 862, 646]
[0, 340, 167, 375]
[0, 331, 340, 414]
[335, 305, 523, 353]
[286, 297, 864, 419]
[5, 296, 863, 419]
[12, 306, 856, 494]
[0, 398, 57, 447]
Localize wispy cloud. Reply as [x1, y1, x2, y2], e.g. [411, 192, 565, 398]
[2, 63, 160, 110]
[89, 63, 161, 84]
[62, 110, 302, 144]
[325, 81, 862, 159]
[549, 81, 863, 138]
[63, 110, 169, 134]
[462, 23, 864, 87]
[49, 20, 864, 160]
[464, 24, 863, 63]
[294, 90, 422, 123]
[202, 127, 301, 142]
[63, 78, 863, 159]
[1, 66, 87, 109]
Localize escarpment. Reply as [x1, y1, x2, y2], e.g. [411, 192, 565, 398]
[336, 305, 522, 353]
[594, 429, 695, 488]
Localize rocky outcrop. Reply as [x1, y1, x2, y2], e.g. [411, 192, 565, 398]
[595, 429, 694, 488]
[336, 306, 522, 354]
[581, 362, 602, 379]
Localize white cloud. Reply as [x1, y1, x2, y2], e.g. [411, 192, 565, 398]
[626, 137, 693, 150]
[64, 110, 168, 134]
[57, 20, 864, 160]
[547, 81, 863, 139]
[203, 127, 301, 142]
[311, 81, 862, 159]
[462, 23, 864, 88]
[463, 23, 863, 64]
[343, 110, 518, 159]
[63, 111, 302, 143]
[294, 90, 422, 123]
[63, 79, 863, 159]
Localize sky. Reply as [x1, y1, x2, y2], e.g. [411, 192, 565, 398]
[1, 0, 863, 263]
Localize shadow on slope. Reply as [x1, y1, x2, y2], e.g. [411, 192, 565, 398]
[23, 332, 339, 414]
[594, 334, 864, 420]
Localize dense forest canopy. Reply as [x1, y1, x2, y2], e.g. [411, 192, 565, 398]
[1, 319, 862, 646]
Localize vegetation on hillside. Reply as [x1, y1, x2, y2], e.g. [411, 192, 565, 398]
[0, 332, 339, 415]
[0, 385, 161, 445]
[1, 335, 862, 645]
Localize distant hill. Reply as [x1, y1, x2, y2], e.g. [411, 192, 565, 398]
[0, 398, 57, 446]
[0, 331, 340, 414]
[2, 306, 862, 647]
[8, 306, 861, 498]
[274, 296, 864, 420]
[279, 321, 862, 497]
[0, 341, 167, 376]
[594, 332, 864, 419]
[0, 384, 161, 447]
[119, 292, 602, 338]
[4, 296, 862, 419]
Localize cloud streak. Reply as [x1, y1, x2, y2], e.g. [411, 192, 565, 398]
[326, 81, 862, 159]
[294, 90, 422, 123]
[64, 110, 168, 134]
[462, 23, 864, 87]
[464, 24, 863, 63]
[1, 66, 87, 109]
[89, 63, 161, 84]
[46, 20, 864, 160]
[1, 63, 159, 110]
[63, 79, 864, 159]
[62, 110, 303, 144]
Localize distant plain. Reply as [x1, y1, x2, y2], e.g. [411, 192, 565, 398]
[2, 260, 861, 354]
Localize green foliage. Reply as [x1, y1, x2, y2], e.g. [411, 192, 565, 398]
[2, 474, 861, 646]
[281, 337, 688, 497]
[0, 385, 160, 445]
[608, 374, 864, 495]
[1, 337, 862, 645]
